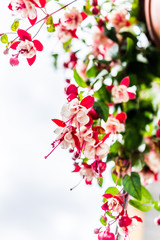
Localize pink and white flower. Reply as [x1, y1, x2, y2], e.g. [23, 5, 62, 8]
[118, 214, 142, 237]
[144, 150, 160, 173]
[76, 63, 88, 82]
[107, 76, 136, 104]
[10, 29, 43, 65]
[102, 112, 127, 134]
[8, 0, 46, 25]
[61, 7, 87, 30]
[56, 24, 78, 43]
[102, 193, 124, 216]
[108, 9, 130, 32]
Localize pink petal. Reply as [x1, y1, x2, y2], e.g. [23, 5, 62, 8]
[116, 112, 127, 123]
[106, 85, 114, 92]
[128, 91, 136, 100]
[52, 119, 66, 127]
[103, 193, 113, 199]
[10, 41, 21, 50]
[27, 55, 36, 66]
[17, 29, 32, 41]
[120, 76, 130, 87]
[73, 135, 80, 151]
[65, 84, 78, 95]
[33, 39, 43, 51]
[101, 132, 111, 143]
[80, 96, 94, 109]
[70, 29, 78, 39]
[28, 16, 37, 26]
[158, 120, 160, 127]
[85, 179, 92, 185]
[8, 3, 13, 10]
[80, 12, 88, 20]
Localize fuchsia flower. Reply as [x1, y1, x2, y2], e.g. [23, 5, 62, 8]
[106, 77, 136, 104]
[61, 7, 87, 30]
[57, 24, 78, 43]
[64, 52, 78, 69]
[102, 112, 127, 134]
[118, 214, 142, 237]
[144, 150, 160, 173]
[102, 193, 124, 216]
[10, 29, 43, 65]
[8, 0, 46, 25]
[108, 9, 130, 33]
[98, 227, 115, 240]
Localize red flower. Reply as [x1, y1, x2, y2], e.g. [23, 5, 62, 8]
[102, 193, 124, 216]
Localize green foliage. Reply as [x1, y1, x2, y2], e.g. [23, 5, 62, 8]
[93, 100, 109, 122]
[97, 177, 103, 187]
[104, 187, 119, 196]
[74, 69, 87, 88]
[100, 216, 107, 226]
[1, 34, 8, 43]
[122, 172, 141, 200]
[11, 19, 19, 31]
[46, 16, 55, 32]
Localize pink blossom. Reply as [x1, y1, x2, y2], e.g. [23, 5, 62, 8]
[10, 29, 43, 65]
[102, 193, 124, 216]
[79, 163, 98, 184]
[108, 9, 130, 32]
[139, 168, 158, 186]
[118, 214, 142, 237]
[93, 27, 114, 50]
[144, 150, 160, 173]
[8, 0, 46, 25]
[57, 24, 78, 43]
[109, 76, 136, 104]
[61, 7, 87, 30]
[102, 113, 126, 134]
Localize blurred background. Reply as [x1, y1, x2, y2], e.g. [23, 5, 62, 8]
[0, 1, 159, 240]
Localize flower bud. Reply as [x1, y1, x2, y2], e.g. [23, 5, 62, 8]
[10, 57, 19, 66]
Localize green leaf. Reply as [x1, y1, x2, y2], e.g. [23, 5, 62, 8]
[97, 177, 103, 187]
[46, 16, 53, 25]
[154, 201, 160, 211]
[52, 53, 58, 69]
[93, 84, 111, 102]
[100, 216, 107, 226]
[86, 66, 98, 78]
[11, 19, 19, 31]
[73, 69, 87, 88]
[1, 34, 8, 43]
[129, 199, 154, 212]
[46, 16, 55, 32]
[122, 172, 141, 200]
[111, 170, 122, 186]
[141, 186, 153, 203]
[93, 100, 109, 122]
[105, 187, 119, 196]
[104, 26, 118, 43]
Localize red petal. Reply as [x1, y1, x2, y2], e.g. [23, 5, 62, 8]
[27, 55, 36, 66]
[33, 40, 43, 51]
[85, 115, 93, 128]
[116, 112, 127, 123]
[103, 193, 113, 199]
[132, 216, 143, 223]
[8, 3, 13, 10]
[65, 84, 78, 95]
[80, 12, 88, 20]
[28, 16, 37, 26]
[158, 120, 160, 127]
[128, 92, 136, 100]
[80, 96, 94, 109]
[67, 93, 78, 102]
[73, 166, 81, 172]
[17, 29, 32, 41]
[101, 202, 109, 211]
[70, 29, 78, 39]
[101, 132, 111, 143]
[88, 107, 99, 120]
[92, 126, 105, 134]
[106, 85, 114, 92]
[85, 179, 92, 185]
[120, 76, 130, 87]
[73, 135, 80, 151]
[10, 41, 21, 50]
[52, 119, 66, 127]
[40, 0, 46, 7]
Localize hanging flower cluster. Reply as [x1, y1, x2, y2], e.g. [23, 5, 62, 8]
[1, 0, 160, 239]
